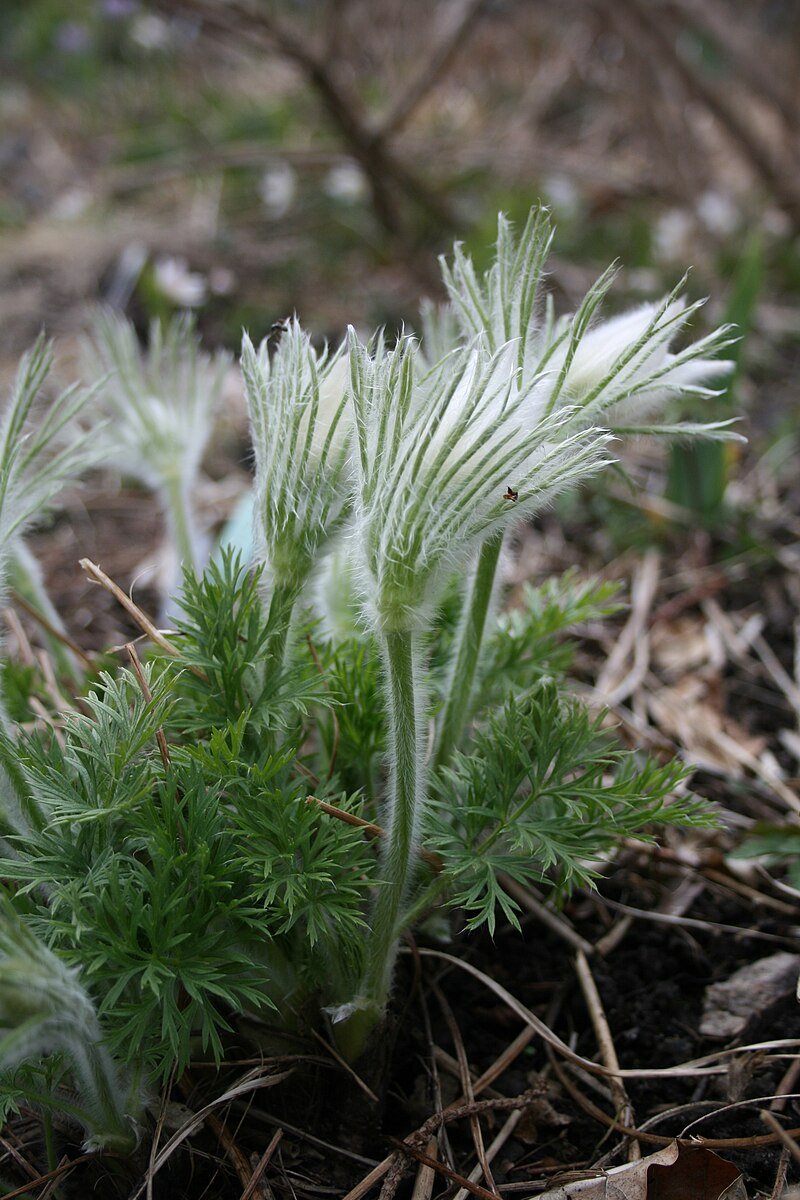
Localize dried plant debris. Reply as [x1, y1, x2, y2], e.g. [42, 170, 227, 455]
[538, 1141, 746, 1200]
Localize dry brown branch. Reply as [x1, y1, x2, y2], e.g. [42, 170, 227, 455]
[665, 0, 798, 133]
[158, 0, 457, 244]
[374, 0, 489, 142]
[499, 874, 595, 956]
[608, 0, 800, 228]
[79, 558, 207, 679]
[126, 642, 171, 772]
[128, 1068, 295, 1199]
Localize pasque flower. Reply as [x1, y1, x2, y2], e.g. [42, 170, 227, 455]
[350, 332, 611, 633]
[0, 895, 139, 1152]
[336, 328, 611, 1055]
[431, 209, 740, 770]
[83, 311, 229, 580]
[240, 320, 352, 661]
[0, 335, 96, 725]
[439, 209, 738, 438]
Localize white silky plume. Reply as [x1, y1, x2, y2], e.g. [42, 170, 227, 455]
[349, 331, 611, 633]
[543, 300, 735, 426]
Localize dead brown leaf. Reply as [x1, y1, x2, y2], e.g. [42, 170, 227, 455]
[535, 1140, 746, 1199]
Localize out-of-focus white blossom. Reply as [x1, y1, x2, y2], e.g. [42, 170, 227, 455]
[259, 161, 297, 218]
[153, 256, 207, 307]
[82, 311, 229, 575]
[323, 161, 368, 204]
[696, 190, 739, 237]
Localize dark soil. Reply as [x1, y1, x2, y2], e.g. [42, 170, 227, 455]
[8, 871, 795, 1199]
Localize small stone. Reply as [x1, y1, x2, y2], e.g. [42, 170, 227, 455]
[700, 951, 800, 1039]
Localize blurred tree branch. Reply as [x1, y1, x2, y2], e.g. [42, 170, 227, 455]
[153, 0, 489, 247]
[602, 0, 800, 231]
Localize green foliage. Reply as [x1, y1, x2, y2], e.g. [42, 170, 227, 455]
[0, 553, 376, 1096]
[731, 824, 800, 890]
[427, 684, 701, 933]
[167, 549, 325, 742]
[313, 634, 386, 799]
[480, 572, 622, 700]
[666, 232, 762, 520]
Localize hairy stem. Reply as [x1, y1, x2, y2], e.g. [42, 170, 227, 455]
[433, 531, 504, 770]
[161, 472, 202, 575]
[70, 1032, 138, 1153]
[10, 542, 80, 683]
[336, 629, 424, 1059]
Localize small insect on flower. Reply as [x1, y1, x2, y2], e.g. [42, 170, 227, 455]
[269, 316, 292, 339]
[503, 485, 519, 502]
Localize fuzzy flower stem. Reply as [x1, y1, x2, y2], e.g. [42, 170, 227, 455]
[433, 530, 505, 770]
[338, 629, 423, 1058]
[73, 1039, 138, 1153]
[161, 470, 201, 574]
[9, 543, 80, 684]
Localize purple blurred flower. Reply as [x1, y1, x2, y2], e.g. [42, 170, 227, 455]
[100, 0, 140, 19]
[55, 22, 92, 54]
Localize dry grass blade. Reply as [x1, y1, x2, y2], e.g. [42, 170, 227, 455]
[768, 1146, 791, 1200]
[597, 894, 796, 947]
[416, 948, 800, 1081]
[431, 981, 499, 1196]
[499, 874, 594, 955]
[79, 557, 207, 679]
[409, 1136, 438, 1200]
[574, 949, 639, 1162]
[341, 1154, 395, 1200]
[307, 1025, 379, 1104]
[130, 1068, 294, 1199]
[10, 588, 96, 671]
[0, 1131, 40, 1182]
[39, 1155, 70, 1200]
[594, 550, 659, 705]
[387, 1138, 500, 1200]
[451, 1110, 525, 1200]
[0, 1151, 108, 1200]
[240, 1128, 283, 1200]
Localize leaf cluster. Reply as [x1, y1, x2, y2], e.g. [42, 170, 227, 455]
[479, 571, 623, 706]
[427, 682, 704, 933]
[0, 554, 373, 1084]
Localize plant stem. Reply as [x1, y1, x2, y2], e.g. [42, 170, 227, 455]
[336, 629, 423, 1059]
[42, 1109, 57, 1172]
[72, 1038, 138, 1153]
[10, 542, 80, 683]
[433, 531, 504, 770]
[161, 472, 201, 575]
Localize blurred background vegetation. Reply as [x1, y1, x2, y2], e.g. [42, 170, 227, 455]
[1, 0, 798, 363]
[1, 0, 799, 557]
